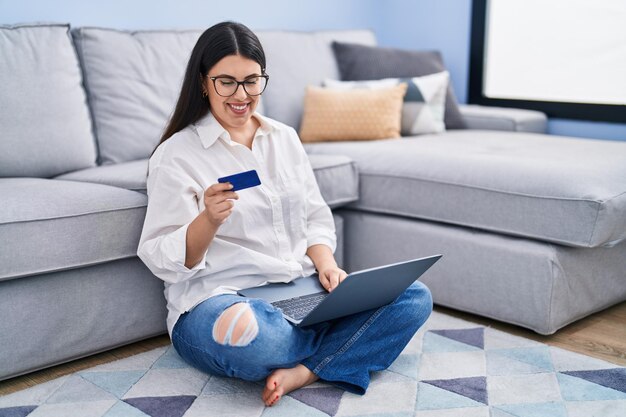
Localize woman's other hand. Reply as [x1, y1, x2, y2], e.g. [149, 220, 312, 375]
[203, 182, 239, 225]
[318, 266, 348, 293]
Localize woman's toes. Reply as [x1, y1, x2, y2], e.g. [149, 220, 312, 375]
[262, 366, 317, 406]
[263, 373, 283, 405]
[269, 393, 280, 406]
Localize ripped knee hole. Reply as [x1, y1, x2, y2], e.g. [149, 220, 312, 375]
[212, 302, 259, 346]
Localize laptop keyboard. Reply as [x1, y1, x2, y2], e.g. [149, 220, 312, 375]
[271, 291, 328, 321]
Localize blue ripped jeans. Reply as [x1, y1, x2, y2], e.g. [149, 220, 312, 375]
[171, 281, 432, 394]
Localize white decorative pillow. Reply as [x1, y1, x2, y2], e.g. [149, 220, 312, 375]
[324, 71, 449, 135]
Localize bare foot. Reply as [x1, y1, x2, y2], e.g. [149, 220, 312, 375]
[262, 364, 319, 406]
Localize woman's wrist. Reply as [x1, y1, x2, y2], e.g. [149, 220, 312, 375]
[185, 210, 219, 268]
[316, 260, 338, 273]
[306, 244, 337, 272]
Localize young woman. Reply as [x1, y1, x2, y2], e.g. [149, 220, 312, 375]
[137, 21, 433, 407]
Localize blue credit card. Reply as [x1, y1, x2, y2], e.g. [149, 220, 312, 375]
[218, 169, 262, 191]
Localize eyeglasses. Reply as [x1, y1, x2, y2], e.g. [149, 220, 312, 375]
[209, 74, 269, 97]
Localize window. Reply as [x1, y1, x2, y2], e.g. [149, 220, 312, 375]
[469, 0, 626, 123]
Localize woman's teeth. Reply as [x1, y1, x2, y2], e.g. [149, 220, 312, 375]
[229, 104, 247, 111]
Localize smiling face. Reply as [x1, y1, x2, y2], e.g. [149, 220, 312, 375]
[204, 54, 263, 132]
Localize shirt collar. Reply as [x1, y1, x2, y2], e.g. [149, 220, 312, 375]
[193, 111, 281, 149]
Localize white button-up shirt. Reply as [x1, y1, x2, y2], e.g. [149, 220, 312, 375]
[137, 112, 336, 335]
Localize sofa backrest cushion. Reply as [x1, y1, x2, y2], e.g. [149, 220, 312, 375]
[74, 28, 375, 165]
[258, 30, 376, 130]
[0, 23, 97, 177]
[73, 27, 204, 165]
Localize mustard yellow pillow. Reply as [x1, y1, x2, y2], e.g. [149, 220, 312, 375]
[299, 83, 407, 142]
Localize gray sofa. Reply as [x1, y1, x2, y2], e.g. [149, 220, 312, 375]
[1, 23, 625, 382]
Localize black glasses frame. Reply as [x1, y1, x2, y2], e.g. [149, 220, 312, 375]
[209, 74, 269, 97]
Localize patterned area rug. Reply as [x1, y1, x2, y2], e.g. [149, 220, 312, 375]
[1, 311, 626, 417]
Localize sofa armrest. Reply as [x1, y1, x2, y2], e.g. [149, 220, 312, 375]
[459, 104, 547, 133]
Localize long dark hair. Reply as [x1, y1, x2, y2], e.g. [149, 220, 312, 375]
[154, 21, 266, 152]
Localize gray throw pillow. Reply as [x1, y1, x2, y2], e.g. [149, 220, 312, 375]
[331, 41, 466, 129]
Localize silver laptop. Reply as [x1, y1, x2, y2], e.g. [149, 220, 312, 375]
[237, 255, 442, 327]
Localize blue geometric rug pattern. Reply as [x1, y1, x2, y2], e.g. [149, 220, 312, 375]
[1, 311, 625, 417]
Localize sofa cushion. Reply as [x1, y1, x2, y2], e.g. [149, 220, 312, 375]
[72, 27, 204, 165]
[305, 131, 626, 248]
[0, 23, 96, 177]
[459, 104, 548, 133]
[331, 41, 466, 130]
[54, 154, 359, 208]
[257, 30, 376, 130]
[0, 178, 147, 281]
[299, 84, 407, 142]
[307, 154, 359, 208]
[56, 159, 150, 193]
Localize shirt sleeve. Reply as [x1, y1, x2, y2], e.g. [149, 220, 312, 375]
[289, 130, 337, 253]
[137, 159, 207, 285]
